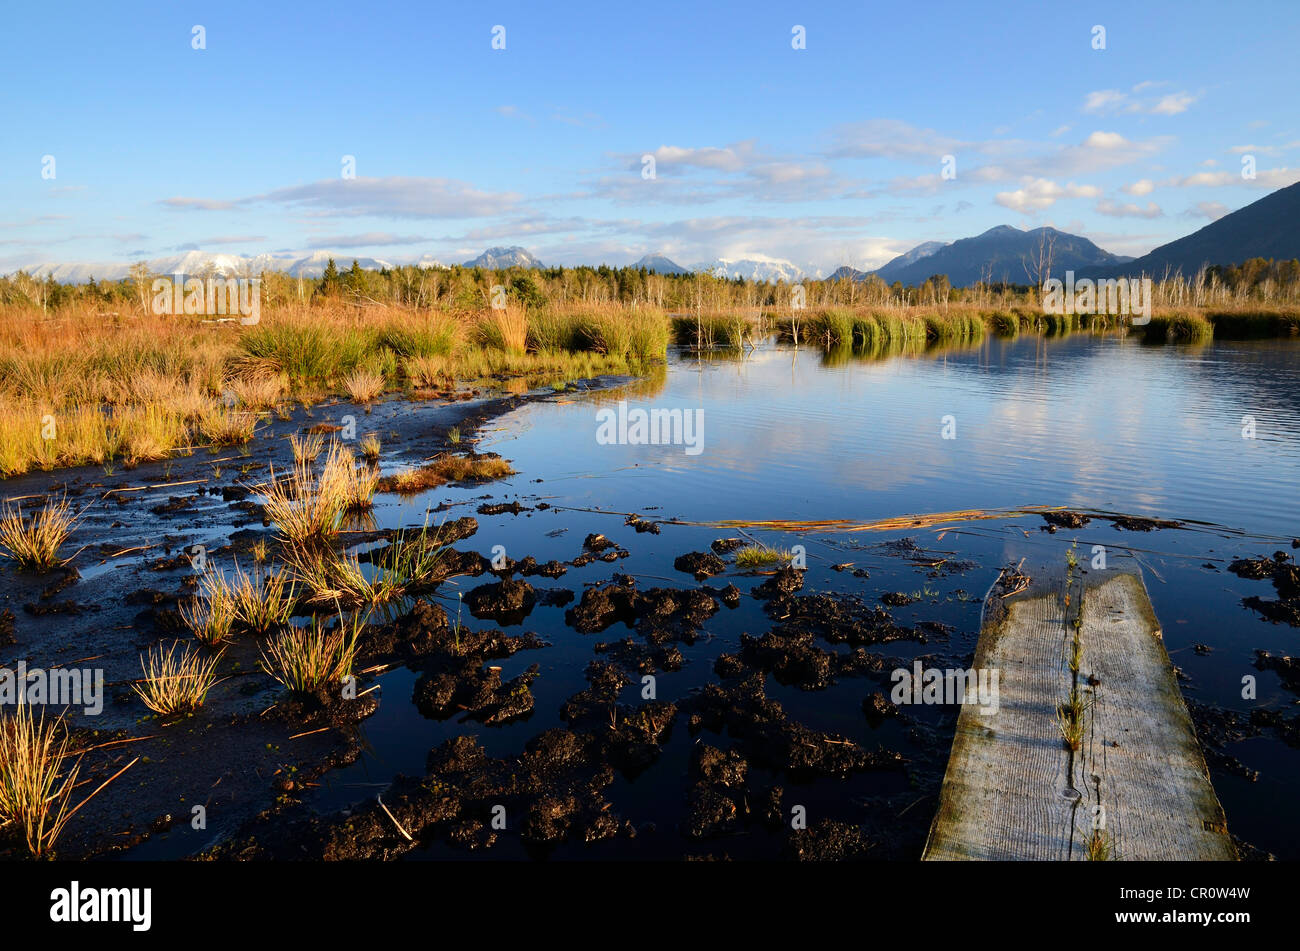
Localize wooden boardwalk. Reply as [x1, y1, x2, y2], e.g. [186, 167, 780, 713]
[923, 568, 1235, 861]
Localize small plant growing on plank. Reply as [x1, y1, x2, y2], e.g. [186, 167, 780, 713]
[1084, 827, 1114, 861]
[1056, 692, 1092, 751]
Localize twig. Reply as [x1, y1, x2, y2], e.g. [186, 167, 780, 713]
[377, 795, 413, 841]
[60, 756, 140, 827]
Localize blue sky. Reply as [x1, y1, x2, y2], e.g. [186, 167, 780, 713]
[3, 0, 1298, 275]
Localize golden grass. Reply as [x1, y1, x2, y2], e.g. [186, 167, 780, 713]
[132, 641, 224, 714]
[260, 613, 363, 696]
[0, 704, 80, 857]
[287, 545, 395, 608]
[261, 444, 354, 546]
[377, 454, 515, 494]
[289, 431, 324, 466]
[334, 448, 378, 513]
[403, 354, 448, 389]
[0, 497, 77, 570]
[476, 305, 528, 355]
[0, 299, 664, 478]
[735, 545, 794, 569]
[198, 405, 257, 447]
[228, 563, 298, 635]
[116, 403, 190, 465]
[181, 569, 238, 646]
[359, 432, 381, 462]
[287, 525, 446, 608]
[228, 371, 286, 410]
[1084, 828, 1114, 861]
[343, 367, 385, 404]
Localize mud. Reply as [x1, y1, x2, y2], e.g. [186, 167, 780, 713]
[1231, 552, 1300, 626]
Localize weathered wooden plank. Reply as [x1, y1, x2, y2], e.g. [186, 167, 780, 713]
[1076, 573, 1235, 860]
[923, 569, 1234, 861]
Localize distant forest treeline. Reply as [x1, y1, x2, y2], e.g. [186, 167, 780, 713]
[4, 254, 1300, 313]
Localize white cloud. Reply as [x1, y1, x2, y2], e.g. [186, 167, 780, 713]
[1082, 131, 1129, 150]
[1082, 84, 1200, 115]
[249, 177, 522, 219]
[1096, 199, 1163, 219]
[159, 197, 235, 211]
[1166, 167, 1300, 188]
[1188, 201, 1230, 220]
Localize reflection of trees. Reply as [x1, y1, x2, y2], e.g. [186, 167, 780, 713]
[583, 362, 669, 405]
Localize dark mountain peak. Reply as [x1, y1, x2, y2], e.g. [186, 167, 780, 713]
[873, 225, 1123, 287]
[1095, 181, 1300, 278]
[633, 253, 688, 275]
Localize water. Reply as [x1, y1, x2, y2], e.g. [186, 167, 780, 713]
[305, 333, 1300, 859]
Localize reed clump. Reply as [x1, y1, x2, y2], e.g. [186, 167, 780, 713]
[260, 613, 364, 697]
[0, 497, 78, 570]
[132, 641, 224, 714]
[181, 569, 239, 646]
[735, 545, 795, 569]
[1143, 312, 1214, 344]
[377, 454, 515, 494]
[343, 367, 385, 404]
[0, 703, 133, 857]
[228, 564, 298, 635]
[260, 443, 357, 545]
[0, 704, 80, 857]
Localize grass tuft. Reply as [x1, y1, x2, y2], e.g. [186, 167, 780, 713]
[0, 705, 80, 857]
[260, 613, 364, 697]
[289, 431, 324, 466]
[132, 641, 224, 714]
[229, 563, 298, 635]
[735, 545, 794, 569]
[261, 443, 356, 545]
[0, 497, 77, 570]
[343, 367, 385, 404]
[181, 569, 238, 646]
[377, 454, 515, 494]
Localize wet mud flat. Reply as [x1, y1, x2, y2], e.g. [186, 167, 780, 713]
[2, 383, 1299, 860]
[0, 376, 985, 861]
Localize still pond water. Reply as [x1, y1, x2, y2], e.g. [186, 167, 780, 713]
[304, 333, 1300, 859]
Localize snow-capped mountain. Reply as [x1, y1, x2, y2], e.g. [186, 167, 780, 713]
[7, 250, 404, 282]
[701, 255, 806, 283]
[281, 251, 395, 277]
[462, 246, 542, 269]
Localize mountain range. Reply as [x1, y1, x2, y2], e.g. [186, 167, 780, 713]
[8, 183, 1298, 286]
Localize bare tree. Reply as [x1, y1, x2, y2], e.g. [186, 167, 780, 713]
[1022, 229, 1057, 303]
